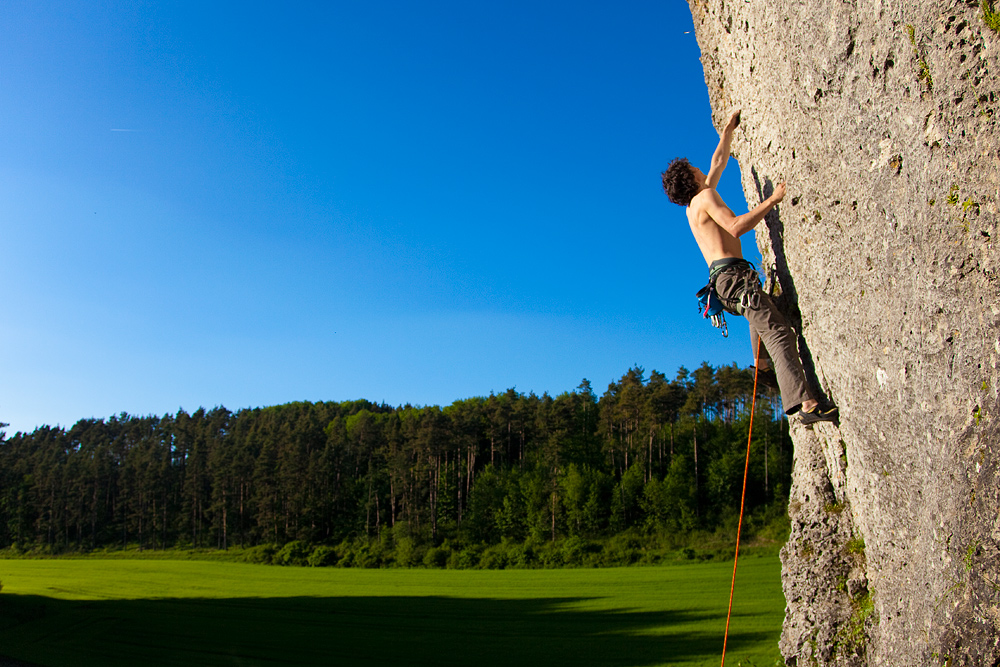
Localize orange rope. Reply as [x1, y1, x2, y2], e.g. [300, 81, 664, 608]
[721, 334, 762, 667]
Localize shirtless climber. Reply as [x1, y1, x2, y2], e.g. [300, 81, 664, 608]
[661, 109, 837, 425]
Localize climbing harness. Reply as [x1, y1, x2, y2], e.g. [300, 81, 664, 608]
[696, 259, 764, 337]
[719, 259, 762, 316]
[720, 335, 763, 667]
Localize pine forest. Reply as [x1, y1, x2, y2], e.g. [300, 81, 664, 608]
[0, 363, 793, 568]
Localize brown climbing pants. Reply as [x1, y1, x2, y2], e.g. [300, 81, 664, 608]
[712, 260, 813, 414]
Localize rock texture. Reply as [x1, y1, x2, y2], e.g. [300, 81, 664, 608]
[687, 0, 1000, 664]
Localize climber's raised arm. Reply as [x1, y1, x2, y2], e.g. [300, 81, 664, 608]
[705, 110, 741, 189]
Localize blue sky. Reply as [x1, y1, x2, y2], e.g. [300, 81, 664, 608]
[1, 1, 760, 435]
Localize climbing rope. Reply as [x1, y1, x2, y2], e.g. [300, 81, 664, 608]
[720, 334, 763, 667]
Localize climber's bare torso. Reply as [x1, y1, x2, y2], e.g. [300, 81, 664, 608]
[687, 176, 745, 266]
[688, 179, 787, 265]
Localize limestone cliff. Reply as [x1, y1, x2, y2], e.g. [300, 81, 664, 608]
[687, 0, 1000, 664]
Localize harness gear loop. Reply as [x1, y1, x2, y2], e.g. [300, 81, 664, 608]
[720, 334, 762, 667]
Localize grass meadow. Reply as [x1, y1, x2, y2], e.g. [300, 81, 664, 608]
[0, 557, 784, 666]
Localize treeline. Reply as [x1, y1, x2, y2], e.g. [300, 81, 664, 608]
[0, 364, 791, 565]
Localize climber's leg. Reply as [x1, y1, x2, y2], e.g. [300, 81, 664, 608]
[715, 269, 812, 413]
[742, 294, 813, 414]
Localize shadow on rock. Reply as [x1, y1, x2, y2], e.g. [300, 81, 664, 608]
[752, 167, 831, 407]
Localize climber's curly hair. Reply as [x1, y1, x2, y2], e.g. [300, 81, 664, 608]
[661, 158, 700, 207]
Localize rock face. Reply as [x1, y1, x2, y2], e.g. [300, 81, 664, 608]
[687, 0, 1000, 664]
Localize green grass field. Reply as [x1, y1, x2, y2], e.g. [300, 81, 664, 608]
[0, 557, 784, 666]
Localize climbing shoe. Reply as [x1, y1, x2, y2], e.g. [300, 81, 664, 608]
[800, 404, 839, 426]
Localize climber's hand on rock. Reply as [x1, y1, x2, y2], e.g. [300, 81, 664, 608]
[725, 109, 741, 132]
[771, 182, 787, 203]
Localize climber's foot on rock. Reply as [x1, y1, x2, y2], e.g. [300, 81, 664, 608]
[800, 403, 839, 427]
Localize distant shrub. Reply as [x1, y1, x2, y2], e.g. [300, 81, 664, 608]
[478, 540, 519, 569]
[393, 536, 417, 567]
[336, 538, 384, 568]
[307, 545, 337, 567]
[513, 541, 537, 568]
[242, 544, 278, 565]
[598, 533, 642, 566]
[559, 536, 595, 566]
[455, 546, 482, 569]
[479, 538, 538, 569]
[477, 543, 507, 569]
[422, 546, 449, 568]
[275, 541, 311, 567]
[536, 541, 564, 568]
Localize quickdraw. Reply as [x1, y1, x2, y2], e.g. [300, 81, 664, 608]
[696, 282, 728, 337]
